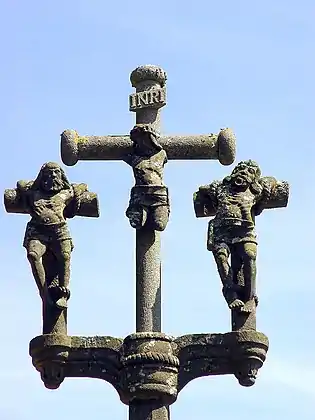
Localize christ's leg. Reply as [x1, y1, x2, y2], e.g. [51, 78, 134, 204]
[151, 206, 169, 231]
[126, 205, 147, 229]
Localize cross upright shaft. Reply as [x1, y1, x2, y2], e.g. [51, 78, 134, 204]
[130, 65, 167, 333]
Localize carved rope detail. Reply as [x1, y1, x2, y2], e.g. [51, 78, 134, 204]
[122, 352, 180, 367]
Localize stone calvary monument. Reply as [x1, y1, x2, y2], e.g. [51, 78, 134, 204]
[4, 65, 289, 420]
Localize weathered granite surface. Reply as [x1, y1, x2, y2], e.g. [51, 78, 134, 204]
[4, 65, 288, 420]
[29, 330, 269, 395]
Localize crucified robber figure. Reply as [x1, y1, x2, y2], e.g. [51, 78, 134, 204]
[194, 159, 289, 313]
[4, 162, 99, 312]
[23, 162, 75, 309]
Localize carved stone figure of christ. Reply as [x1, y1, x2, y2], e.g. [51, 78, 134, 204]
[4, 162, 99, 312]
[124, 125, 169, 231]
[194, 160, 289, 313]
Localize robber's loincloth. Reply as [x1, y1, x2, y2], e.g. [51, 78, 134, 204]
[127, 185, 169, 209]
[23, 221, 73, 249]
[207, 218, 257, 252]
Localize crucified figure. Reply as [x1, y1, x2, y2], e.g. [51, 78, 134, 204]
[6, 162, 99, 310]
[195, 159, 289, 313]
[22, 162, 76, 309]
[124, 125, 169, 231]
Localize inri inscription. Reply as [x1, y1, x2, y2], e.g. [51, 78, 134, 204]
[129, 87, 166, 111]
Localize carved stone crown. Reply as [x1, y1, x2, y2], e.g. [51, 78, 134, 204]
[130, 65, 167, 88]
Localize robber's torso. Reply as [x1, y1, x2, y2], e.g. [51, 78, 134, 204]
[214, 184, 257, 228]
[27, 189, 73, 225]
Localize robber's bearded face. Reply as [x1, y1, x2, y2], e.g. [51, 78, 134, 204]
[41, 167, 63, 192]
[231, 163, 257, 189]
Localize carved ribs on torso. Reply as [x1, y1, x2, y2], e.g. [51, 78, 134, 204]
[133, 150, 166, 186]
[29, 190, 72, 225]
[216, 186, 256, 228]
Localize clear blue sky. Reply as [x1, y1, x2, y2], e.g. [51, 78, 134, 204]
[1, 1, 314, 419]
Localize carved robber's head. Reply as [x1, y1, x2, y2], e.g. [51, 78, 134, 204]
[33, 162, 71, 193]
[222, 160, 262, 195]
[230, 160, 261, 189]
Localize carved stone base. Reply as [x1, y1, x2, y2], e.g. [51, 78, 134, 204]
[29, 330, 269, 401]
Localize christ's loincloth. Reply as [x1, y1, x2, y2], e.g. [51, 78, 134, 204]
[127, 185, 169, 210]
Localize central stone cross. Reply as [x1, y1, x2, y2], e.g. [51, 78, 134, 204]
[61, 64, 236, 334]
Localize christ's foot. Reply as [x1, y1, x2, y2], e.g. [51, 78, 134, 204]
[229, 299, 244, 310]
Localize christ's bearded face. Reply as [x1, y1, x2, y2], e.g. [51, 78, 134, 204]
[41, 166, 64, 192]
[131, 130, 155, 154]
[130, 126, 161, 155]
[137, 132, 155, 152]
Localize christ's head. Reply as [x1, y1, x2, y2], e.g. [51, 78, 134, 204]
[130, 125, 162, 155]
